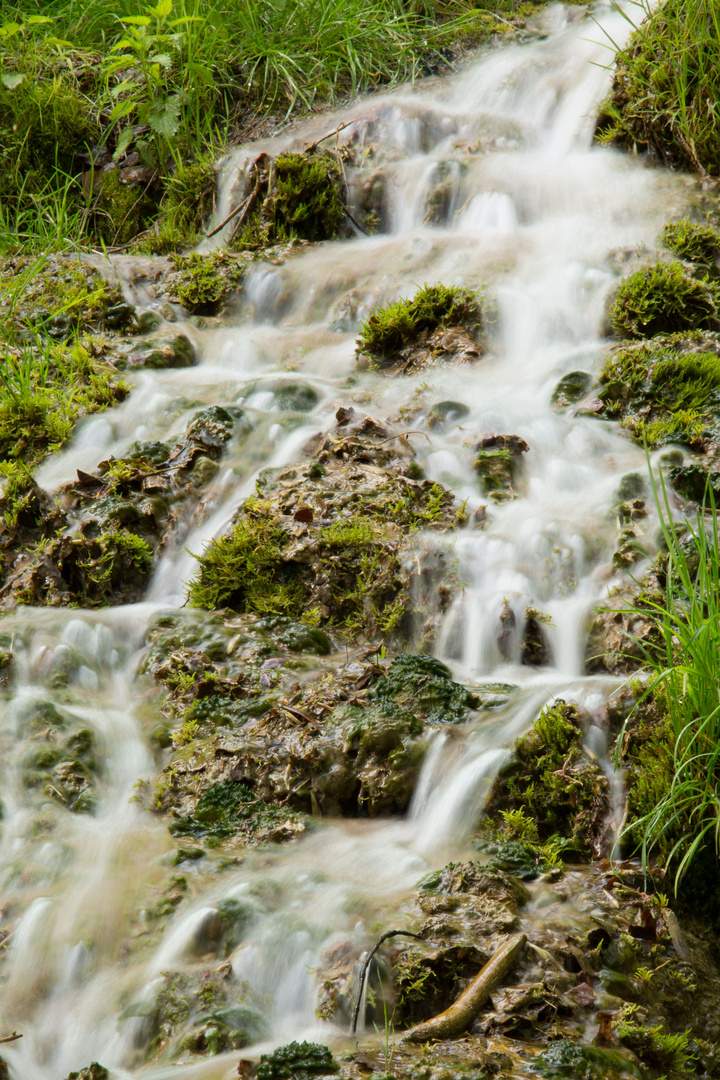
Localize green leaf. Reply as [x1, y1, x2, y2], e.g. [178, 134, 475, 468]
[1, 73, 24, 89]
[113, 125, 135, 162]
[154, 0, 173, 16]
[0, 22, 21, 39]
[109, 99, 137, 124]
[148, 95, 181, 138]
[27, 15, 53, 25]
[150, 52, 173, 68]
[122, 16, 152, 26]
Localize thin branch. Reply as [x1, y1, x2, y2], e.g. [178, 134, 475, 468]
[350, 930, 427, 1034]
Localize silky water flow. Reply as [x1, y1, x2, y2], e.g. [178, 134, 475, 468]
[0, 4, 697, 1076]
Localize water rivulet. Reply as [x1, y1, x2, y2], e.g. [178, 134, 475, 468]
[0, 5, 706, 1078]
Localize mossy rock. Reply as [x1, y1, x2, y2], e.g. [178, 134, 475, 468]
[232, 151, 346, 250]
[394, 944, 489, 1026]
[474, 434, 529, 500]
[608, 262, 720, 340]
[169, 779, 303, 847]
[186, 412, 460, 639]
[485, 701, 609, 853]
[164, 252, 251, 315]
[551, 370, 594, 407]
[661, 219, 720, 270]
[0, 256, 135, 340]
[256, 1041, 338, 1080]
[368, 653, 476, 724]
[124, 332, 196, 370]
[355, 283, 484, 373]
[535, 1040, 640, 1080]
[595, 333, 720, 447]
[63, 1065, 109, 1080]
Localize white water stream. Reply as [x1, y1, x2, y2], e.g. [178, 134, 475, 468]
[1, 4, 698, 1076]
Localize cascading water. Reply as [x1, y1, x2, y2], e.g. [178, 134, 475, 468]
[0, 4, 699, 1076]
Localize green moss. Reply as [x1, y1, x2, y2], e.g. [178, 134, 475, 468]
[233, 151, 345, 250]
[661, 219, 720, 270]
[597, 336, 720, 447]
[140, 155, 216, 254]
[535, 1040, 640, 1080]
[256, 1041, 338, 1080]
[486, 701, 608, 852]
[369, 654, 476, 724]
[609, 262, 720, 340]
[188, 513, 302, 615]
[355, 283, 483, 367]
[163, 252, 250, 315]
[613, 1008, 695, 1079]
[92, 170, 158, 248]
[475, 448, 516, 492]
[170, 779, 300, 846]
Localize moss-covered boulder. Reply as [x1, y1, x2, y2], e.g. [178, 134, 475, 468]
[230, 150, 346, 250]
[186, 410, 462, 639]
[355, 283, 485, 374]
[474, 433, 529, 500]
[608, 262, 720, 340]
[0, 406, 249, 609]
[661, 219, 720, 271]
[595, 333, 720, 447]
[256, 1042, 338, 1080]
[485, 702, 609, 856]
[161, 251, 251, 315]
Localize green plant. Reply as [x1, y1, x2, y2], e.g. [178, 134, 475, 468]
[103, 0, 215, 169]
[618, 464, 720, 891]
[609, 261, 720, 339]
[598, 0, 720, 177]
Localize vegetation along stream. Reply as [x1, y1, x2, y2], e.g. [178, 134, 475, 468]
[3, 0, 720, 1078]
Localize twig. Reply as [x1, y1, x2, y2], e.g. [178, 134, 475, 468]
[0, 1033, 22, 1044]
[350, 930, 427, 1034]
[305, 118, 358, 153]
[345, 207, 369, 236]
[204, 190, 254, 239]
[377, 431, 432, 445]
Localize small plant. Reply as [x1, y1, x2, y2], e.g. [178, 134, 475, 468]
[609, 261, 720, 339]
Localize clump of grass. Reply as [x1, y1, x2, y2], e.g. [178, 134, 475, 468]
[597, 335, 720, 447]
[618, 465, 720, 893]
[660, 218, 720, 270]
[356, 283, 482, 366]
[598, 0, 720, 177]
[609, 262, 720, 340]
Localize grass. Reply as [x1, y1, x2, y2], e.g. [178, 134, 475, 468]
[598, 0, 720, 176]
[1, 0, 568, 254]
[618, 461, 720, 893]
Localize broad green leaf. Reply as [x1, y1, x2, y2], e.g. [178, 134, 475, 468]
[148, 95, 181, 138]
[150, 52, 172, 68]
[110, 78, 135, 97]
[154, 0, 173, 17]
[0, 22, 21, 39]
[1, 73, 24, 89]
[109, 98, 137, 123]
[122, 16, 152, 27]
[27, 15, 53, 25]
[113, 125, 135, 162]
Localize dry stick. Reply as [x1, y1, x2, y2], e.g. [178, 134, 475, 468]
[401, 932, 526, 1043]
[204, 189, 254, 239]
[350, 930, 428, 1035]
[305, 118, 358, 153]
[0, 1033, 22, 1045]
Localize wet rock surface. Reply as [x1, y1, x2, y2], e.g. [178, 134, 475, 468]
[0, 405, 249, 609]
[186, 409, 462, 639]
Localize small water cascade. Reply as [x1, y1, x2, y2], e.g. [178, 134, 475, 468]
[0, 4, 700, 1076]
